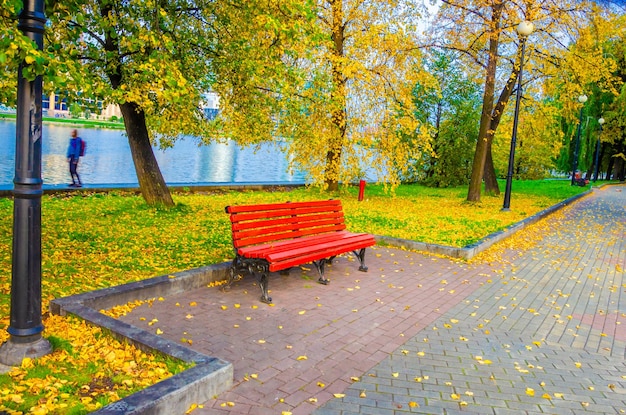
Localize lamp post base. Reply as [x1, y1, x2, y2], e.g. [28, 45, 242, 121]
[0, 337, 52, 367]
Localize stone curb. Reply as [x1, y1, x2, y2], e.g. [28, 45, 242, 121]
[375, 187, 593, 259]
[0, 182, 305, 197]
[50, 263, 234, 415]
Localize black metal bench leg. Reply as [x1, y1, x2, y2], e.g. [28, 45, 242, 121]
[353, 248, 369, 272]
[258, 273, 272, 304]
[223, 258, 240, 292]
[313, 259, 330, 285]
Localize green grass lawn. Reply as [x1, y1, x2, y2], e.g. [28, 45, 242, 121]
[0, 113, 125, 129]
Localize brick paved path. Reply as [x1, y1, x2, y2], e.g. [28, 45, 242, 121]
[121, 185, 625, 414]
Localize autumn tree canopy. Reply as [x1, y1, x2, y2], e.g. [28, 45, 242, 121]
[1, 0, 315, 205]
[427, 0, 622, 201]
[2, 0, 625, 199]
[213, 0, 434, 191]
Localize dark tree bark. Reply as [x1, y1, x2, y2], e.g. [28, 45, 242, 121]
[326, 0, 346, 192]
[100, 0, 174, 207]
[483, 148, 499, 195]
[607, 156, 615, 180]
[119, 102, 174, 207]
[467, 1, 504, 202]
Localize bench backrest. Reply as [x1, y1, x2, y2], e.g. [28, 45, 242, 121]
[225, 200, 347, 249]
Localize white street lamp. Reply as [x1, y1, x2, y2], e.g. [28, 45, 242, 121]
[503, 21, 534, 211]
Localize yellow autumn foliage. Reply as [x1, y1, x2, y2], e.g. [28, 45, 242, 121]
[0, 315, 183, 413]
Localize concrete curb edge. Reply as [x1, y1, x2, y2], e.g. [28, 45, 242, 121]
[374, 187, 594, 260]
[50, 263, 234, 415]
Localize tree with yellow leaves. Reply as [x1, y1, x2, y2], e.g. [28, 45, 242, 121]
[313, 0, 435, 190]
[1, 1, 315, 206]
[544, 4, 625, 181]
[214, 0, 433, 191]
[429, 0, 602, 202]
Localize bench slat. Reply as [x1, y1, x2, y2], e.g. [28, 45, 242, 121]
[233, 224, 347, 248]
[229, 205, 342, 224]
[238, 231, 354, 257]
[268, 237, 375, 272]
[233, 220, 347, 247]
[231, 211, 344, 231]
[266, 234, 375, 262]
[226, 200, 341, 214]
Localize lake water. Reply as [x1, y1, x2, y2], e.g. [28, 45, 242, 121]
[0, 120, 305, 189]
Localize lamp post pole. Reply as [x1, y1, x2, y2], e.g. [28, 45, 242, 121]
[0, 0, 51, 366]
[571, 94, 587, 185]
[593, 117, 604, 182]
[503, 20, 534, 211]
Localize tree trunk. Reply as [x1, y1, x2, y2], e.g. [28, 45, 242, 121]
[607, 156, 615, 180]
[467, 1, 504, 202]
[119, 102, 174, 207]
[595, 143, 606, 181]
[483, 148, 499, 195]
[99, 0, 173, 207]
[325, 0, 346, 192]
[324, 0, 347, 192]
[471, 8, 528, 197]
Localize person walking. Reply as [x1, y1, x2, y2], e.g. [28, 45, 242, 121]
[66, 129, 83, 187]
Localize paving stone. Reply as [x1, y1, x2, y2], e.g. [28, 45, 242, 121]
[117, 185, 626, 414]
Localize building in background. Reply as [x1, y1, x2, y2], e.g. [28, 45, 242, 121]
[202, 92, 219, 120]
[43, 92, 122, 120]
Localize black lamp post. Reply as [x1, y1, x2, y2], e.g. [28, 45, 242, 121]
[502, 20, 534, 211]
[0, 0, 51, 366]
[571, 94, 587, 185]
[593, 117, 604, 182]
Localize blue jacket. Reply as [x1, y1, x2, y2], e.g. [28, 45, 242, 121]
[67, 137, 82, 159]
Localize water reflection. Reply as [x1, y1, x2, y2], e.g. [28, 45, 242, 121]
[0, 120, 305, 187]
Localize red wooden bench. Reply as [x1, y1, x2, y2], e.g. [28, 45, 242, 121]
[224, 199, 376, 303]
